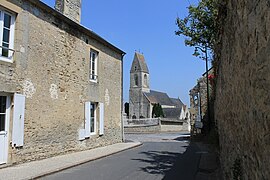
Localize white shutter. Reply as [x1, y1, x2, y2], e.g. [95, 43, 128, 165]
[78, 129, 85, 140]
[85, 102, 91, 138]
[12, 94, 26, 147]
[99, 103, 104, 135]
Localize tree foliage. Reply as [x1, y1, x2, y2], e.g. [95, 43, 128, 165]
[152, 103, 164, 118]
[175, 0, 218, 50]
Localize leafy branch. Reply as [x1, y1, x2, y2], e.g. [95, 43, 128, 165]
[175, 0, 218, 56]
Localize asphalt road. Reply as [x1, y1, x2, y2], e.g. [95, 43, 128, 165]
[42, 133, 201, 180]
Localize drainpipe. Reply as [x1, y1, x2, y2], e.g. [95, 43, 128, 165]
[121, 53, 125, 142]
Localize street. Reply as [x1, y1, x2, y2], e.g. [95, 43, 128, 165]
[42, 133, 202, 180]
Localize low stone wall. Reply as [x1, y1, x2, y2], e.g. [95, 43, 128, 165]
[160, 119, 190, 132]
[123, 118, 160, 126]
[124, 118, 190, 133]
[124, 124, 161, 133]
[160, 119, 184, 125]
[161, 123, 190, 132]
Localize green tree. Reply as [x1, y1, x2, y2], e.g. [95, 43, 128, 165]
[152, 103, 164, 118]
[175, 0, 218, 53]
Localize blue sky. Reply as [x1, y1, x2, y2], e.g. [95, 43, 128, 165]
[41, 0, 205, 106]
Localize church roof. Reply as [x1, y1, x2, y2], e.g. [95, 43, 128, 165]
[130, 52, 149, 73]
[163, 108, 181, 119]
[144, 90, 175, 106]
[163, 98, 184, 119]
[170, 98, 184, 108]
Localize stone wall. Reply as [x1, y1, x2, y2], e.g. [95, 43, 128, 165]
[0, 0, 123, 164]
[55, 0, 81, 23]
[129, 89, 150, 119]
[215, 0, 270, 179]
[124, 118, 160, 126]
[124, 124, 161, 133]
[160, 119, 190, 132]
[160, 124, 189, 132]
[123, 118, 190, 133]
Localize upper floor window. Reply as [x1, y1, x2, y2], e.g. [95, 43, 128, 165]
[0, 9, 15, 62]
[90, 50, 98, 82]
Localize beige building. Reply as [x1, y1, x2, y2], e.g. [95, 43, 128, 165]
[0, 0, 125, 165]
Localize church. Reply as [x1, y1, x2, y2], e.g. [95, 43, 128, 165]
[129, 52, 187, 120]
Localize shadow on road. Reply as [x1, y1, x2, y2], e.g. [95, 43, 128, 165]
[173, 136, 190, 141]
[163, 143, 200, 180]
[132, 142, 201, 180]
[132, 150, 181, 175]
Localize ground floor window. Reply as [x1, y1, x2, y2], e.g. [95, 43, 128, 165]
[90, 102, 96, 134]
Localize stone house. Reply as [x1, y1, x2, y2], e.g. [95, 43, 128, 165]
[0, 0, 125, 165]
[189, 68, 214, 131]
[129, 52, 186, 120]
[179, 105, 190, 120]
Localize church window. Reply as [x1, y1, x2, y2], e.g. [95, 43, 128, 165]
[134, 66, 137, 71]
[134, 74, 138, 86]
[144, 74, 147, 86]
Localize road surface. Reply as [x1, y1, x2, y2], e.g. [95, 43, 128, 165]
[42, 133, 201, 180]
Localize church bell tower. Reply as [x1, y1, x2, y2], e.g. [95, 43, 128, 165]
[129, 52, 150, 119]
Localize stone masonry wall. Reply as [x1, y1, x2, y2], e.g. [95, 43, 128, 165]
[129, 88, 150, 119]
[55, 0, 81, 23]
[0, 0, 123, 164]
[215, 0, 270, 179]
[124, 124, 161, 133]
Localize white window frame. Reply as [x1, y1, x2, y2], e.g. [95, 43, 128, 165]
[90, 102, 97, 135]
[89, 50, 98, 82]
[0, 96, 10, 133]
[0, 9, 15, 63]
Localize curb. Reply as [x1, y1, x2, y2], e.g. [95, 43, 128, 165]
[124, 131, 190, 134]
[31, 142, 142, 179]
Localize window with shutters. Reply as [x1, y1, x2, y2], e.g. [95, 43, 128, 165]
[90, 102, 96, 135]
[0, 9, 15, 62]
[84, 102, 104, 138]
[89, 50, 98, 82]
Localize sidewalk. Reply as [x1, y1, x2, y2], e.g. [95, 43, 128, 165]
[195, 142, 221, 180]
[0, 142, 142, 180]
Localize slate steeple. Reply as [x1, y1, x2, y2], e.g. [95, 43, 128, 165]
[130, 52, 150, 92]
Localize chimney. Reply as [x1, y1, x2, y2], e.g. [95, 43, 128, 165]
[55, 0, 81, 23]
